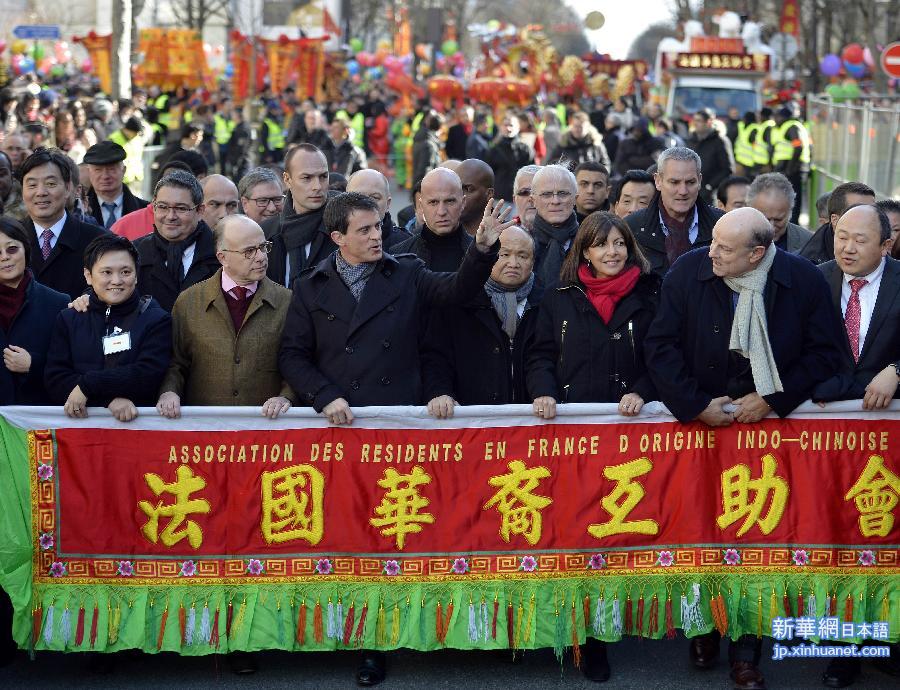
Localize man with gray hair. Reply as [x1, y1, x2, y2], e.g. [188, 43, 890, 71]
[529, 164, 579, 301]
[133, 170, 221, 311]
[238, 167, 285, 226]
[513, 164, 541, 232]
[645, 206, 841, 689]
[625, 146, 724, 276]
[746, 172, 812, 254]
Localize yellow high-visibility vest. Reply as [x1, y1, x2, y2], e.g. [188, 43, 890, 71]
[771, 119, 811, 165]
[733, 121, 757, 168]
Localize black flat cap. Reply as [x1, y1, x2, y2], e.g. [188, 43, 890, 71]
[83, 141, 127, 165]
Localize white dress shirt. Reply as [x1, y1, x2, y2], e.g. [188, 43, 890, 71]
[841, 257, 886, 357]
[98, 193, 124, 226]
[33, 212, 68, 253]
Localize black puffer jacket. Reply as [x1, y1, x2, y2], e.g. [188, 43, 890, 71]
[526, 272, 660, 403]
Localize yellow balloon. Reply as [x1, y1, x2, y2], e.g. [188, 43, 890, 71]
[585, 11, 605, 31]
[11, 40, 28, 55]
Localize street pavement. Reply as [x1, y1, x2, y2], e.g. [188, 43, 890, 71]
[0, 636, 895, 689]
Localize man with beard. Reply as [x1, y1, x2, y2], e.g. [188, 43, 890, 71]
[262, 144, 335, 288]
[456, 158, 494, 236]
[393, 168, 472, 271]
[625, 146, 724, 276]
[132, 170, 220, 311]
[529, 164, 579, 302]
[346, 168, 409, 250]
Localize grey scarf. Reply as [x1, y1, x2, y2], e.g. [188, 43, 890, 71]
[484, 273, 535, 339]
[335, 252, 378, 301]
[723, 243, 783, 396]
[532, 212, 579, 291]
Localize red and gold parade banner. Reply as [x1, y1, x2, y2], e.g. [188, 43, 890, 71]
[0, 403, 897, 654]
[260, 36, 326, 100]
[73, 32, 112, 94]
[136, 28, 210, 90]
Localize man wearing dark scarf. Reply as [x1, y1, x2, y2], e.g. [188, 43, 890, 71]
[529, 164, 581, 304]
[423, 225, 538, 413]
[392, 167, 473, 271]
[133, 170, 220, 312]
[262, 144, 336, 288]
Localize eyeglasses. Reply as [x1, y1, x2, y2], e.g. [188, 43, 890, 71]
[220, 241, 273, 260]
[153, 201, 199, 216]
[246, 195, 286, 209]
[515, 188, 532, 197]
[535, 190, 573, 201]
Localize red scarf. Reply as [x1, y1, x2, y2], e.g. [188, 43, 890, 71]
[577, 263, 640, 324]
[0, 270, 31, 333]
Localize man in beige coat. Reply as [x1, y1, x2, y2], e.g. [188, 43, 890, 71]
[157, 214, 294, 419]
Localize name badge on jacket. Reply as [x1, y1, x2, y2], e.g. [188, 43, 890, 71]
[103, 329, 132, 355]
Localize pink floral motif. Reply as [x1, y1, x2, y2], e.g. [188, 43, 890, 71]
[519, 555, 538, 572]
[588, 554, 607, 570]
[857, 550, 876, 567]
[246, 559, 264, 575]
[383, 560, 401, 576]
[656, 551, 675, 567]
[723, 548, 741, 565]
[180, 560, 197, 577]
[315, 558, 333, 575]
[49, 561, 66, 578]
[38, 532, 54, 551]
[792, 549, 809, 566]
[451, 557, 469, 574]
[37, 463, 53, 481]
[117, 561, 134, 576]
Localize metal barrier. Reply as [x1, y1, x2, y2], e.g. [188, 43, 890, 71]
[139, 145, 165, 199]
[807, 95, 900, 201]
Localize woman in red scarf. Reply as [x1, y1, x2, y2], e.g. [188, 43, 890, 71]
[524, 211, 660, 680]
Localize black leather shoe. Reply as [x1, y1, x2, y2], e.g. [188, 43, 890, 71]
[227, 651, 258, 675]
[822, 657, 861, 687]
[730, 660, 766, 690]
[356, 651, 386, 687]
[690, 633, 720, 669]
[581, 638, 611, 682]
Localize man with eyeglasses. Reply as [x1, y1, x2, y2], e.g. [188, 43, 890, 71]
[237, 167, 285, 226]
[82, 141, 149, 229]
[132, 170, 221, 311]
[529, 164, 580, 302]
[262, 144, 336, 288]
[200, 174, 240, 231]
[157, 214, 294, 421]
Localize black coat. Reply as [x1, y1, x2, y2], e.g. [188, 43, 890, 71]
[486, 137, 534, 202]
[391, 225, 472, 271]
[26, 213, 109, 300]
[132, 221, 220, 312]
[412, 128, 442, 189]
[799, 222, 834, 265]
[279, 242, 498, 411]
[547, 129, 611, 170]
[686, 130, 734, 205]
[381, 213, 410, 251]
[331, 140, 367, 177]
[0, 275, 70, 404]
[644, 247, 842, 422]
[445, 123, 470, 161]
[86, 186, 149, 228]
[612, 133, 664, 176]
[624, 194, 724, 276]
[44, 295, 172, 407]
[813, 258, 900, 401]
[526, 273, 660, 404]
[262, 198, 337, 289]
[421, 289, 538, 405]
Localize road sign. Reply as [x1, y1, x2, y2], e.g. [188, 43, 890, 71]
[12, 25, 60, 40]
[881, 42, 900, 78]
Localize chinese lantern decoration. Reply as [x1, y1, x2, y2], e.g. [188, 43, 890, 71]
[428, 76, 464, 108]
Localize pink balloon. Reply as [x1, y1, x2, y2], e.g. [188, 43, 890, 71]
[81, 58, 93, 73]
[0, 41, 6, 54]
[862, 46, 875, 67]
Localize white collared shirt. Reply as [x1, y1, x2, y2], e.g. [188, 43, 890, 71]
[658, 206, 700, 245]
[33, 211, 68, 253]
[98, 192, 124, 226]
[283, 243, 312, 287]
[841, 257, 886, 356]
[181, 243, 196, 277]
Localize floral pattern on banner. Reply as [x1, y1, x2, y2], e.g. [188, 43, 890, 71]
[519, 555, 537, 572]
[858, 550, 876, 566]
[49, 561, 66, 578]
[37, 463, 53, 481]
[383, 560, 401, 576]
[180, 560, 197, 577]
[588, 554, 607, 570]
[792, 549, 809, 566]
[723, 548, 741, 565]
[657, 551, 675, 567]
[117, 560, 134, 576]
[38, 532, 54, 551]
[246, 559, 264, 575]
[451, 557, 469, 574]
[315, 558, 333, 575]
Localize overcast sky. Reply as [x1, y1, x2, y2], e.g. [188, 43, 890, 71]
[569, 0, 673, 58]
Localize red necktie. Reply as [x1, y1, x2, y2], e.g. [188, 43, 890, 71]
[231, 286, 248, 301]
[845, 278, 868, 362]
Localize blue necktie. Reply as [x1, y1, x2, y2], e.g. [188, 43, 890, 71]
[102, 202, 117, 230]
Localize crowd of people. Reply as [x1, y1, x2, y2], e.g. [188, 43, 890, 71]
[0, 75, 898, 689]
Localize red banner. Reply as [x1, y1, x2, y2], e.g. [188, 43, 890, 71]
[30, 415, 899, 583]
[780, 0, 801, 38]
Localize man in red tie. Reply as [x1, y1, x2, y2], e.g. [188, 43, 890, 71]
[814, 203, 900, 417]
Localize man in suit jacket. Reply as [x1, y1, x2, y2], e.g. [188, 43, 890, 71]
[263, 144, 336, 288]
[814, 204, 900, 410]
[82, 141, 149, 229]
[132, 170, 220, 312]
[625, 146, 724, 276]
[644, 207, 842, 690]
[21, 147, 107, 300]
[157, 214, 294, 419]
[746, 172, 812, 254]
